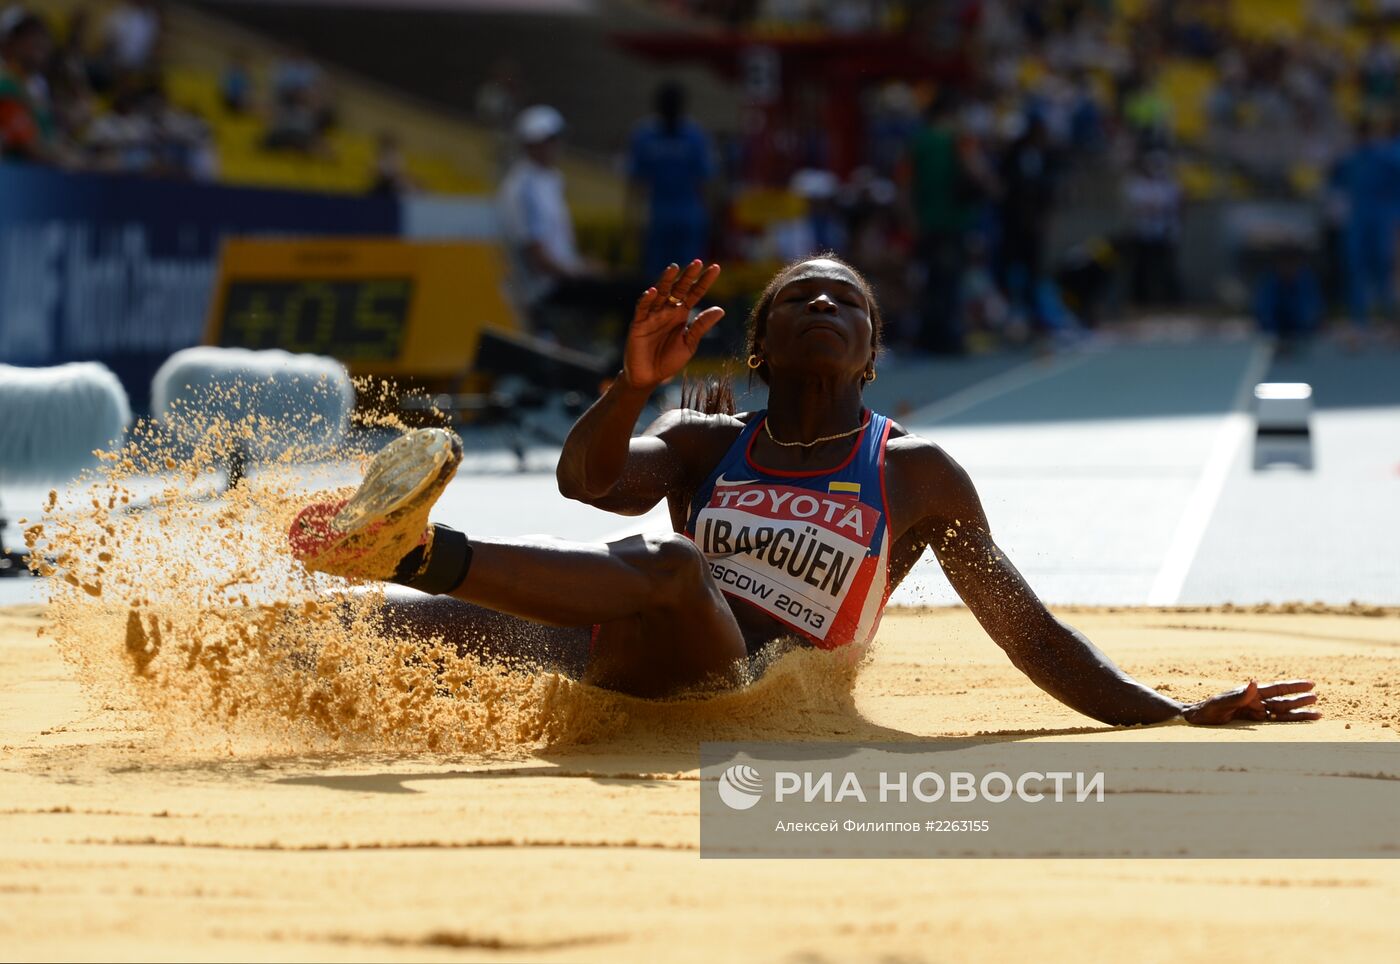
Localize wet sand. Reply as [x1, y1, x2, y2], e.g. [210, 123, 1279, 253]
[3, 604, 1399, 962]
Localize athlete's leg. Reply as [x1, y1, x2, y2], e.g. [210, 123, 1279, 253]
[370, 586, 592, 679]
[369, 536, 746, 697]
[293, 430, 748, 697]
[362, 536, 747, 697]
[446, 532, 748, 697]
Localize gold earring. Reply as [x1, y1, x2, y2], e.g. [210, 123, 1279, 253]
[747, 354, 763, 370]
[863, 368, 877, 383]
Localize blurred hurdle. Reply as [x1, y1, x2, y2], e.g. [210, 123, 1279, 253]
[0, 363, 131, 577]
[152, 347, 354, 490]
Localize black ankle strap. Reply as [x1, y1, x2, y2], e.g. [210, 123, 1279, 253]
[395, 524, 473, 595]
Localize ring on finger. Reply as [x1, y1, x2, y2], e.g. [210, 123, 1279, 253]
[667, 295, 685, 308]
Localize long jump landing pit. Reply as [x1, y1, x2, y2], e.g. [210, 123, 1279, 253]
[3, 602, 1398, 963]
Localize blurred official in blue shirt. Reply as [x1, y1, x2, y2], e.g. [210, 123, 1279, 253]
[626, 83, 715, 278]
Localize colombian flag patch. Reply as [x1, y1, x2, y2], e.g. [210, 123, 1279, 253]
[828, 481, 861, 495]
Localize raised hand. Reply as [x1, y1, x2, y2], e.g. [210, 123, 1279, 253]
[622, 260, 725, 390]
[1182, 679, 1320, 725]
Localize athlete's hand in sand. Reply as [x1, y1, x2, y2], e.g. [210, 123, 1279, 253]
[1181, 679, 1319, 724]
[622, 260, 725, 390]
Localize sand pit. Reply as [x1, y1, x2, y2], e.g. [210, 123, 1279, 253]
[3, 602, 1399, 962]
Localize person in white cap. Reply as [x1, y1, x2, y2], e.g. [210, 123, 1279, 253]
[497, 104, 641, 350]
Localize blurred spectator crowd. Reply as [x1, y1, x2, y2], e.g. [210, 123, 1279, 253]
[0, 1, 218, 177]
[600, 0, 1400, 350]
[6, 0, 1400, 352]
[0, 2, 414, 189]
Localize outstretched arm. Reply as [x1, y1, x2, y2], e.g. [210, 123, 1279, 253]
[556, 261, 730, 515]
[935, 524, 1182, 725]
[898, 442, 1318, 726]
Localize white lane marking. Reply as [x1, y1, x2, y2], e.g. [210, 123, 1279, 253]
[900, 351, 1095, 426]
[1146, 340, 1274, 605]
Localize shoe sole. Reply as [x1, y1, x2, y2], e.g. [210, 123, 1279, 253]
[329, 428, 463, 538]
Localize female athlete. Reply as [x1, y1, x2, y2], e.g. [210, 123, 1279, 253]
[289, 257, 1319, 726]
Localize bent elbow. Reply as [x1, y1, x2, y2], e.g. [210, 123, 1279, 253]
[556, 469, 607, 506]
[555, 472, 591, 504]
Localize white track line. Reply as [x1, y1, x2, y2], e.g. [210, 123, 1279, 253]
[900, 351, 1095, 426]
[1145, 340, 1274, 605]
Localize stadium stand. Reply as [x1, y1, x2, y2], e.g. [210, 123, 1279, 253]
[11, 0, 1400, 352]
[16, 0, 623, 203]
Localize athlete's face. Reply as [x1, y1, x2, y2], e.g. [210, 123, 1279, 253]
[759, 260, 875, 383]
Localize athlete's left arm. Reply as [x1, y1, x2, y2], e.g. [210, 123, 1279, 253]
[891, 440, 1318, 726]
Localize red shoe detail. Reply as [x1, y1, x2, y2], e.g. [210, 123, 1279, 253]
[285, 428, 460, 579]
[288, 496, 429, 571]
[288, 498, 351, 560]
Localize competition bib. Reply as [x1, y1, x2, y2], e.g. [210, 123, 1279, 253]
[693, 477, 880, 642]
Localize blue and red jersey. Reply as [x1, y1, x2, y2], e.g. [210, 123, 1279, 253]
[685, 410, 894, 649]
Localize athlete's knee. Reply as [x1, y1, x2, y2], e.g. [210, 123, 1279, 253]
[635, 532, 710, 606]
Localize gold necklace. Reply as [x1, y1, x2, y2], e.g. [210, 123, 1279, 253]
[764, 413, 870, 448]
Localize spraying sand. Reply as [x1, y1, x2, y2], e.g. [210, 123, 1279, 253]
[23, 386, 879, 761]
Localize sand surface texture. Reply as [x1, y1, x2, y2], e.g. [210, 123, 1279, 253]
[4, 603, 1399, 963]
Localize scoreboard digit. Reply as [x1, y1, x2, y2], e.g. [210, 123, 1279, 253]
[205, 239, 519, 379]
[218, 279, 413, 360]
